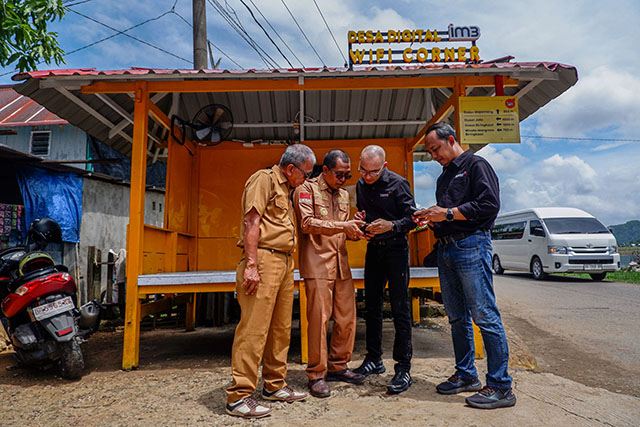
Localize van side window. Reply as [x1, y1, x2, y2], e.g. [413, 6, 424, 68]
[491, 221, 526, 240]
[530, 220, 545, 237]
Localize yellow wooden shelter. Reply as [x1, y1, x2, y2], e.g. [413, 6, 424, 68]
[13, 62, 578, 369]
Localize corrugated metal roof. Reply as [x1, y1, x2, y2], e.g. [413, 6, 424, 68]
[0, 85, 68, 127]
[11, 63, 578, 160]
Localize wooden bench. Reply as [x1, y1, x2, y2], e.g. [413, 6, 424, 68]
[137, 267, 484, 363]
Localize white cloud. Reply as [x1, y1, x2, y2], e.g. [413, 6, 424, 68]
[476, 145, 527, 172]
[414, 171, 435, 189]
[534, 66, 640, 140]
[498, 152, 640, 225]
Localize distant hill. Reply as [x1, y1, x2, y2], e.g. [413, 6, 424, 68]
[609, 220, 640, 246]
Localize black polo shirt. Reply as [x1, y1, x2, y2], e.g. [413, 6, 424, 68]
[356, 168, 417, 241]
[433, 150, 500, 238]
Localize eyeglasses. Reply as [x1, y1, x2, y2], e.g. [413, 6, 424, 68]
[330, 170, 352, 180]
[358, 164, 385, 177]
[293, 163, 312, 179]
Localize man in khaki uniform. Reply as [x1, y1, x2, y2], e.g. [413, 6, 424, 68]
[293, 149, 366, 398]
[226, 144, 315, 419]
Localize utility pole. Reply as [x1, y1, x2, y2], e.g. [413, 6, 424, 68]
[193, 0, 208, 69]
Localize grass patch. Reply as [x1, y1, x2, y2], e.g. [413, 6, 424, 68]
[558, 270, 640, 284]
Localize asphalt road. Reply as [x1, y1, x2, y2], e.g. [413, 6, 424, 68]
[492, 272, 640, 395]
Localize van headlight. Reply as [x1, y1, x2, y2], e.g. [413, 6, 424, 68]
[608, 245, 618, 254]
[548, 246, 567, 254]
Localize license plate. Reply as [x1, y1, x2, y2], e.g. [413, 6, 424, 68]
[31, 296, 74, 321]
[584, 264, 602, 271]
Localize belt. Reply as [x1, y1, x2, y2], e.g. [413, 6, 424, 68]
[368, 236, 407, 246]
[437, 231, 475, 246]
[258, 247, 292, 256]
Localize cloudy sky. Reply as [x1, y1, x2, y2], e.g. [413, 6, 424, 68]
[1, 0, 639, 226]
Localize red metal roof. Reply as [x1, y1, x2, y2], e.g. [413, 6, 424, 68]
[0, 85, 68, 127]
[11, 62, 577, 80]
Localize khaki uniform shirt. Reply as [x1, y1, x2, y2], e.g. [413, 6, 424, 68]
[237, 165, 296, 253]
[293, 175, 352, 280]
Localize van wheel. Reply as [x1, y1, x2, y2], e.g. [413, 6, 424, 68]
[589, 272, 607, 281]
[492, 255, 504, 274]
[531, 257, 547, 280]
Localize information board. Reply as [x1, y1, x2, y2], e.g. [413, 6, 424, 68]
[458, 96, 520, 144]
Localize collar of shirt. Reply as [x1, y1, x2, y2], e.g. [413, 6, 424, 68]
[444, 149, 472, 171]
[272, 164, 290, 188]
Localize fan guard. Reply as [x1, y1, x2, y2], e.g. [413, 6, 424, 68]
[190, 104, 234, 145]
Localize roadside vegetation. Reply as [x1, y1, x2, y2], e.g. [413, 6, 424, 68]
[559, 271, 640, 284]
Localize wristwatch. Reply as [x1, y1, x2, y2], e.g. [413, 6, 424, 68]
[446, 208, 454, 222]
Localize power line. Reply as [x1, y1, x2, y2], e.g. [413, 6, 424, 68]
[65, 9, 175, 56]
[247, 0, 305, 68]
[68, 8, 192, 64]
[522, 135, 640, 142]
[279, 0, 326, 66]
[238, 0, 293, 68]
[207, 0, 280, 68]
[171, 8, 244, 69]
[311, 0, 347, 66]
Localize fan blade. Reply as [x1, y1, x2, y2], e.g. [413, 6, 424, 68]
[212, 107, 225, 123]
[210, 129, 221, 142]
[220, 121, 233, 130]
[195, 126, 213, 140]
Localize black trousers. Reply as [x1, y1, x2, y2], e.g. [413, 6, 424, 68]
[363, 238, 412, 372]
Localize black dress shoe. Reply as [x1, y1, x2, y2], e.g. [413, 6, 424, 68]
[353, 358, 385, 378]
[309, 379, 331, 398]
[326, 369, 365, 384]
[387, 370, 412, 394]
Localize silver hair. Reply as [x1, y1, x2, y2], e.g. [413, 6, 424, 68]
[279, 144, 316, 167]
[361, 145, 386, 163]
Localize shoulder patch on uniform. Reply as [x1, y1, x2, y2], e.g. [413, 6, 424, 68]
[299, 192, 312, 203]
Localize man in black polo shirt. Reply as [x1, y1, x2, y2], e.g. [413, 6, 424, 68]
[352, 145, 416, 394]
[413, 123, 515, 409]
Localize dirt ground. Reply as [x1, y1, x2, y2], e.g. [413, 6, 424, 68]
[1, 314, 639, 426]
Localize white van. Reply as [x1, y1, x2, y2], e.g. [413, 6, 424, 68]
[491, 207, 620, 281]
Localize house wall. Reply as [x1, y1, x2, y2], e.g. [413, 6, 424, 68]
[0, 124, 87, 165]
[71, 177, 164, 302]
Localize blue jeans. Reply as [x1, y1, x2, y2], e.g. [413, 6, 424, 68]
[437, 230, 512, 389]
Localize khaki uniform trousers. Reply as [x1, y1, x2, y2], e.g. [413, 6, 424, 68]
[226, 249, 294, 404]
[305, 278, 356, 381]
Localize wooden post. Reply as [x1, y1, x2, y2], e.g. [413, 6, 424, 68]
[106, 251, 115, 304]
[298, 280, 308, 364]
[86, 246, 95, 305]
[94, 249, 102, 301]
[122, 81, 149, 370]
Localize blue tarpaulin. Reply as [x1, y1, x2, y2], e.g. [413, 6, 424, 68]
[16, 166, 83, 243]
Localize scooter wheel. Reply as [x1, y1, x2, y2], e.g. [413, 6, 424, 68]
[58, 339, 85, 379]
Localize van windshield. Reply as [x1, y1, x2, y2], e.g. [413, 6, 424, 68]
[543, 217, 610, 234]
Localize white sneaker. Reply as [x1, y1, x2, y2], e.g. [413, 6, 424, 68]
[225, 397, 272, 418]
[261, 385, 307, 402]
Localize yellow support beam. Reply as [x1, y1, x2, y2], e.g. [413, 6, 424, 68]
[122, 81, 149, 370]
[81, 75, 519, 94]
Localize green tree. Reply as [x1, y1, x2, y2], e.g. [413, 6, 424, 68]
[1, 0, 66, 72]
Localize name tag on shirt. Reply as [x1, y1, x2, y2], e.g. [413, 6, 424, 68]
[379, 192, 390, 198]
[454, 171, 467, 179]
[299, 192, 312, 203]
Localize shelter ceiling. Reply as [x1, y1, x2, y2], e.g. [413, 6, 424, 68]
[11, 63, 578, 161]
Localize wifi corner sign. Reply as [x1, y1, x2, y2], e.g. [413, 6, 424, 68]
[347, 24, 481, 67]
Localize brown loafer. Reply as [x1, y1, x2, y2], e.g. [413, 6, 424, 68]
[326, 368, 365, 384]
[309, 379, 331, 398]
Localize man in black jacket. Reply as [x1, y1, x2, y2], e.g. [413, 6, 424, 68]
[413, 123, 515, 409]
[353, 145, 416, 394]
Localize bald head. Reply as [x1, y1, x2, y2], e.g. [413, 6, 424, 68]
[361, 145, 385, 163]
[359, 145, 387, 184]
